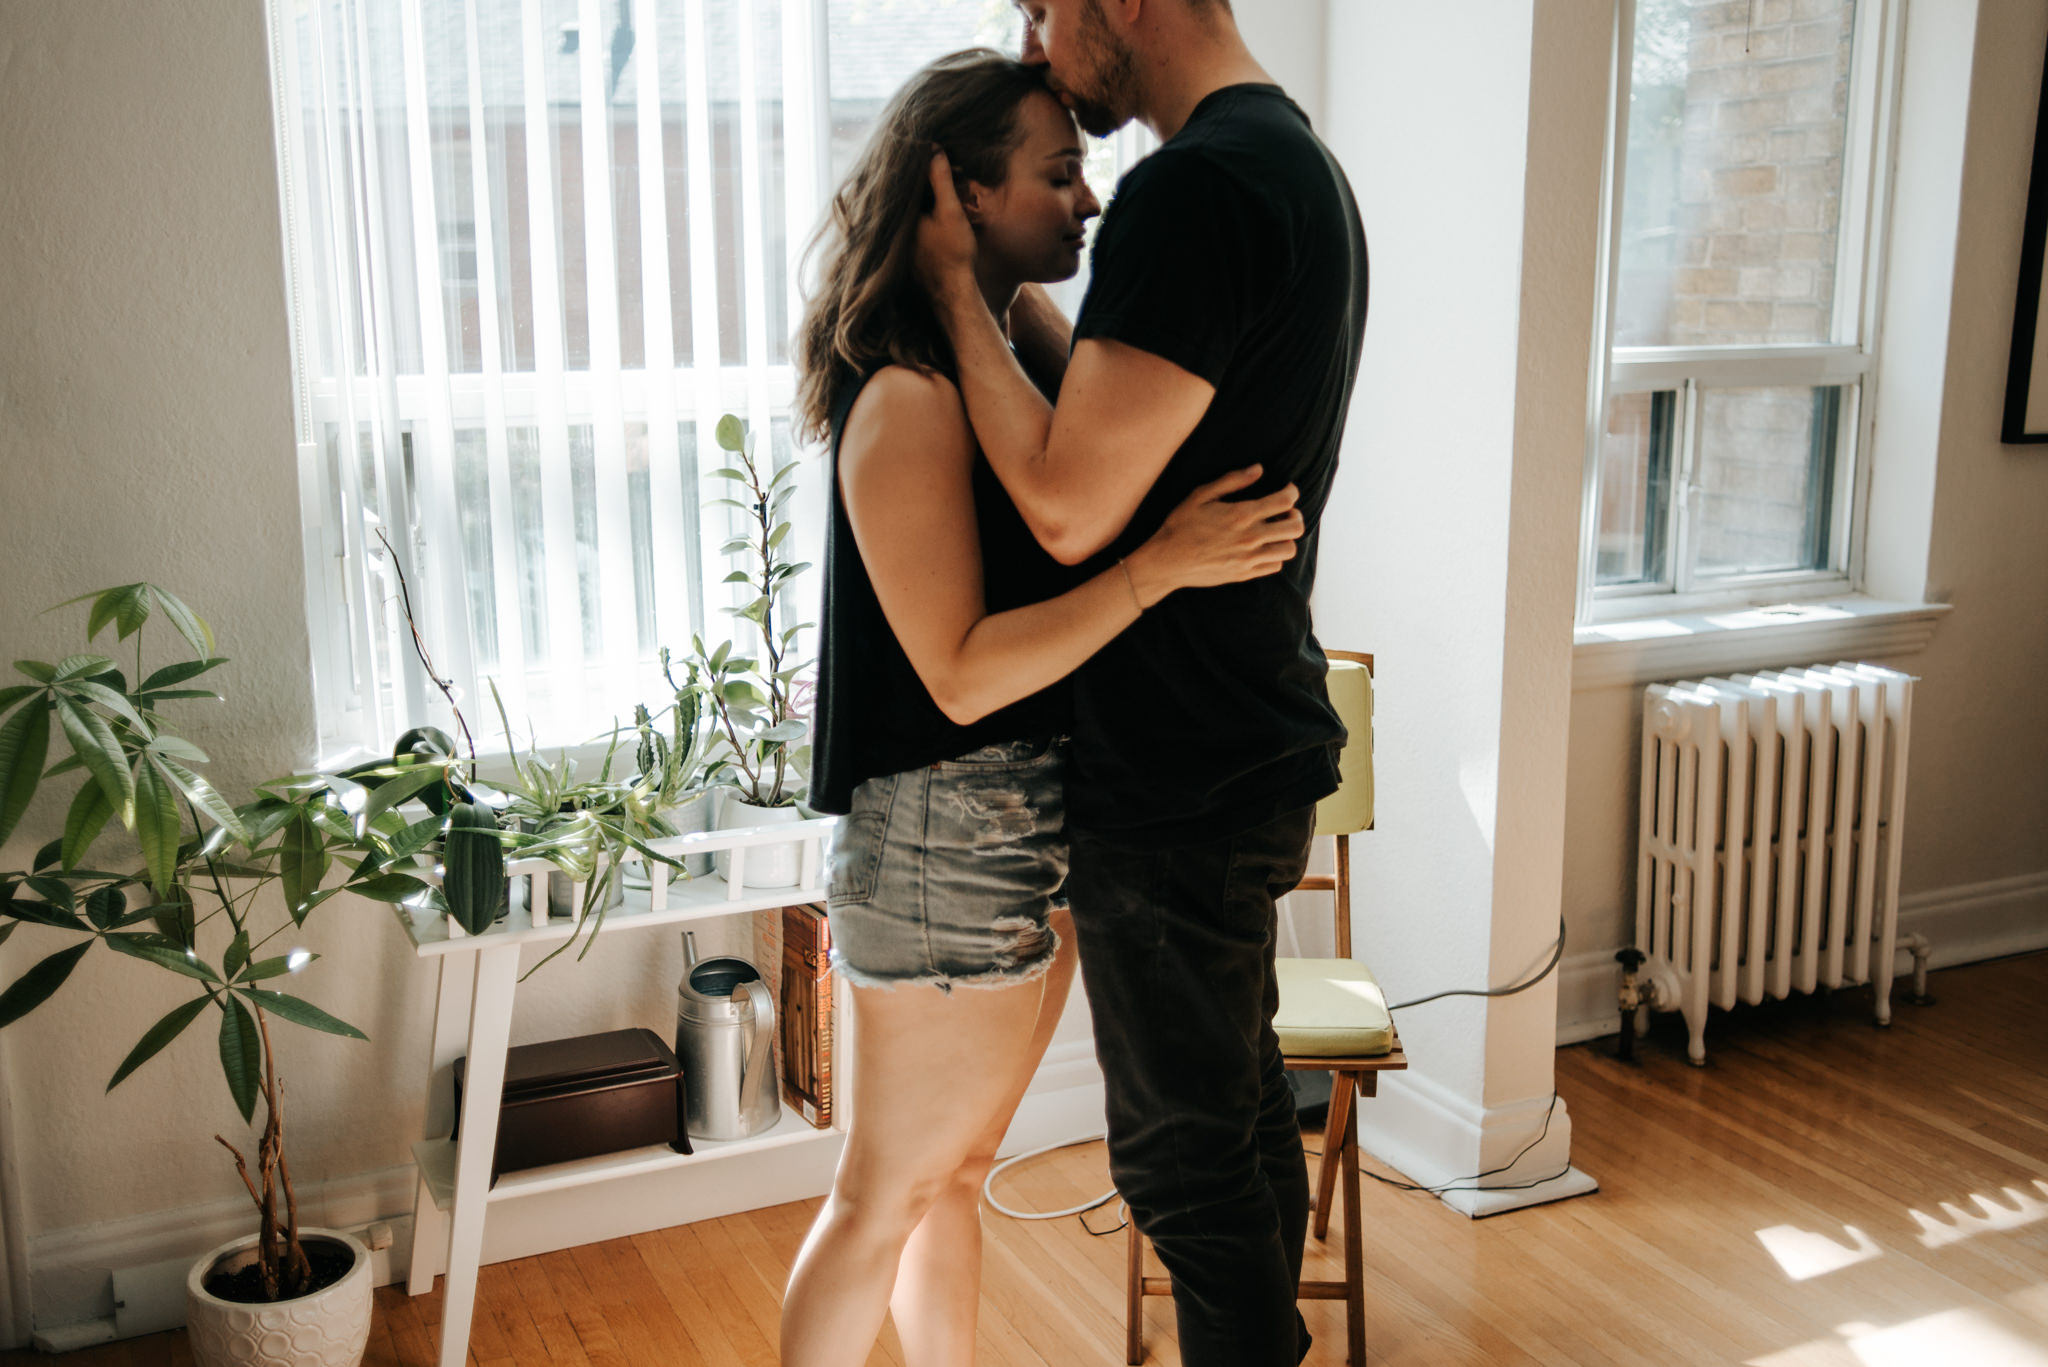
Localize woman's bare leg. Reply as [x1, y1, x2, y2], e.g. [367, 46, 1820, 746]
[889, 909, 1078, 1366]
[780, 942, 1066, 1367]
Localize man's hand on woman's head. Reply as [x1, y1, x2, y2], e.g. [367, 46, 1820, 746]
[915, 150, 982, 311]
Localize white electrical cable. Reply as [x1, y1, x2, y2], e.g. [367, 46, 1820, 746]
[982, 921, 1575, 1224]
[981, 1132, 1116, 1220]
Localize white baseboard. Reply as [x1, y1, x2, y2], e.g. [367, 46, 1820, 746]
[1355, 1070, 1597, 1218]
[1555, 870, 2048, 1044]
[1000, 1041, 1106, 1157]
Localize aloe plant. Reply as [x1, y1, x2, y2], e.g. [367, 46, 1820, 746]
[0, 585, 446, 1301]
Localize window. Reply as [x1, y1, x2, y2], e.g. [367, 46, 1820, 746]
[1581, 0, 1898, 617]
[266, 0, 1136, 757]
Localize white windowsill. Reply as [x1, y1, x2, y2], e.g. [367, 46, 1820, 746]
[1571, 596, 1949, 690]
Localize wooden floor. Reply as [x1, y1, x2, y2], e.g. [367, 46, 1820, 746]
[18, 952, 2048, 1366]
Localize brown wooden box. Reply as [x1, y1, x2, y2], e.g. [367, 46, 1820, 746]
[453, 1027, 691, 1185]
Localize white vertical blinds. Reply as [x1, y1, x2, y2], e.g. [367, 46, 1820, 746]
[265, 0, 1131, 758]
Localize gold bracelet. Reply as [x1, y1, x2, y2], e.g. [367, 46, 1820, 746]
[1117, 557, 1144, 614]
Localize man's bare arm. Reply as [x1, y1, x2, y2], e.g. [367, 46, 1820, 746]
[1010, 283, 1074, 393]
[918, 154, 1216, 565]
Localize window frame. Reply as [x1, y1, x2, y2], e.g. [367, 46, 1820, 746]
[1578, 0, 1905, 624]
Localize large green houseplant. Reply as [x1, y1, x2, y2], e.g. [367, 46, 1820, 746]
[0, 584, 457, 1312]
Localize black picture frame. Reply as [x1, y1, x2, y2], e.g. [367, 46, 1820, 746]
[2003, 32, 2048, 443]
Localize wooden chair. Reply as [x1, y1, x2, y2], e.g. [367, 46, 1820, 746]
[1126, 651, 1406, 1365]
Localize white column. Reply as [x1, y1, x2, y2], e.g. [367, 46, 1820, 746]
[1314, 0, 1607, 1216]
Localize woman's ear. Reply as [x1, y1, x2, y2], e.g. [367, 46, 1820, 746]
[959, 178, 991, 226]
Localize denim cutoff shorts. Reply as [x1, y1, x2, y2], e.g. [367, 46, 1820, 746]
[826, 737, 1068, 992]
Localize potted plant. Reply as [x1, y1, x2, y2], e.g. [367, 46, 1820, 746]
[690, 414, 815, 889]
[0, 584, 454, 1367]
[623, 649, 716, 881]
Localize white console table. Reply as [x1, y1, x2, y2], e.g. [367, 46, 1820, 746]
[391, 816, 843, 1367]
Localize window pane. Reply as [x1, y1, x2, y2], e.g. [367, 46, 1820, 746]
[1693, 385, 1841, 577]
[1615, 0, 1856, 347]
[827, 1, 1023, 185]
[1596, 390, 1676, 587]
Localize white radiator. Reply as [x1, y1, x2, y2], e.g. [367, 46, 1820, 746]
[1632, 662, 1919, 1064]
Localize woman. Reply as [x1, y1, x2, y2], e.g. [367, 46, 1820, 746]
[783, 51, 1303, 1367]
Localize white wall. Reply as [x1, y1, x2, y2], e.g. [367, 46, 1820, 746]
[0, 0, 784, 1335]
[1313, 0, 1607, 1208]
[1556, 0, 2048, 1041]
[1234, 0, 1328, 127]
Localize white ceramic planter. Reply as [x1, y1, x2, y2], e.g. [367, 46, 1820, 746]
[185, 1228, 372, 1367]
[713, 793, 804, 889]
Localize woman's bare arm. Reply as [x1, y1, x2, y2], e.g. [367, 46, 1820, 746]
[841, 367, 1300, 726]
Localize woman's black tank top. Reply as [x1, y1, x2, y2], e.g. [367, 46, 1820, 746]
[810, 368, 1076, 815]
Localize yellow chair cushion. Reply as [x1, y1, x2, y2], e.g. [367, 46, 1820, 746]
[1314, 661, 1373, 837]
[1275, 957, 1395, 1058]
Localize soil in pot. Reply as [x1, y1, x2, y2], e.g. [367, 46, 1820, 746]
[204, 1242, 356, 1304]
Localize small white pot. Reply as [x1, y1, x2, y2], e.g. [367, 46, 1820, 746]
[714, 792, 804, 889]
[185, 1228, 372, 1367]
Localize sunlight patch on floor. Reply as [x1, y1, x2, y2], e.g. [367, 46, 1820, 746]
[1842, 1309, 2048, 1366]
[1755, 1223, 1883, 1281]
[1910, 1182, 2048, 1249]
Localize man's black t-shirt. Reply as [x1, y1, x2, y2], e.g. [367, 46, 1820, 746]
[1067, 84, 1369, 846]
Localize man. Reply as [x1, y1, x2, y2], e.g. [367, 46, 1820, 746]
[915, 0, 1369, 1361]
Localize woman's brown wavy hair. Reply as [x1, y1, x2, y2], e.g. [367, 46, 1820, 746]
[796, 50, 1050, 443]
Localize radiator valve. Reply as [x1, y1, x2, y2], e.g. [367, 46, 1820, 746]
[1615, 949, 1646, 1062]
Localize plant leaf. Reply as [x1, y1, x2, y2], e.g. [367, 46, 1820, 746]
[280, 810, 328, 921]
[0, 942, 93, 1028]
[714, 413, 747, 451]
[151, 754, 250, 846]
[219, 995, 260, 1123]
[358, 763, 451, 828]
[0, 697, 49, 846]
[107, 995, 211, 1091]
[240, 953, 312, 982]
[52, 694, 134, 825]
[140, 657, 228, 692]
[84, 886, 127, 930]
[13, 661, 55, 684]
[2, 893, 87, 931]
[767, 521, 792, 550]
[53, 655, 116, 683]
[240, 989, 367, 1041]
[718, 537, 755, 556]
[145, 734, 209, 764]
[109, 583, 154, 639]
[147, 588, 215, 656]
[0, 684, 39, 718]
[348, 872, 433, 901]
[382, 813, 445, 862]
[105, 932, 220, 983]
[149, 885, 197, 946]
[60, 679, 151, 735]
[132, 757, 182, 894]
[224, 929, 251, 979]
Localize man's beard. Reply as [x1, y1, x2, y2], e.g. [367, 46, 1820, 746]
[1062, 0, 1141, 137]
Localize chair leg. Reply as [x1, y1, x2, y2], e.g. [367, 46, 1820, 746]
[1126, 1218, 1145, 1365]
[1314, 1071, 1355, 1241]
[1340, 1080, 1367, 1365]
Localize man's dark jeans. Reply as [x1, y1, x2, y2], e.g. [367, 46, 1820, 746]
[1067, 805, 1317, 1367]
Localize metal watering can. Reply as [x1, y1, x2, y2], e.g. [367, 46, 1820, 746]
[675, 932, 780, 1141]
